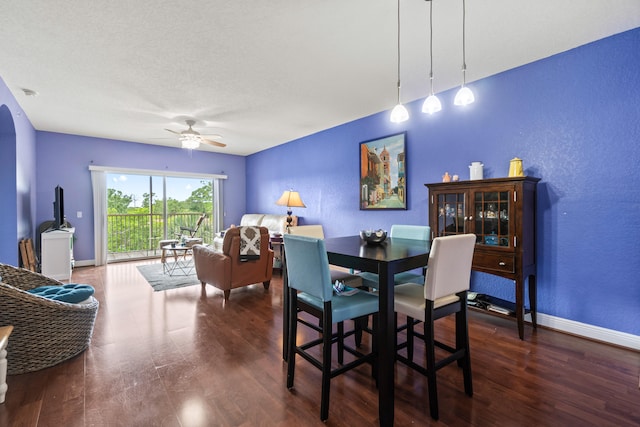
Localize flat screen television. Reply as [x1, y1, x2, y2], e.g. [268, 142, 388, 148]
[53, 185, 65, 229]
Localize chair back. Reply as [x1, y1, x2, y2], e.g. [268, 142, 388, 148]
[390, 224, 431, 241]
[284, 234, 333, 301]
[424, 234, 476, 301]
[288, 225, 325, 239]
[180, 213, 206, 237]
[194, 213, 206, 229]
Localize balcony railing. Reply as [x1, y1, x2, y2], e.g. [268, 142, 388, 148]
[107, 212, 212, 261]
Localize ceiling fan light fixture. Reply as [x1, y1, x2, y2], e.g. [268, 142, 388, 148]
[181, 135, 200, 149]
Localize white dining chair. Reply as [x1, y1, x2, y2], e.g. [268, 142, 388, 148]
[394, 233, 476, 420]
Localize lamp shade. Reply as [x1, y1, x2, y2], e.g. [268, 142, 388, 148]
[275, 190, 306, 208]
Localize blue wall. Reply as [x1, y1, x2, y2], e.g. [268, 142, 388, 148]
[0, 77, 37, 265]
[35, 132, 247, 262]
[1, 29, 638, 337]
[246, 29, 640, 335]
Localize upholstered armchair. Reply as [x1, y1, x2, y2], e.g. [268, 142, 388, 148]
[192, 226, 274, 301]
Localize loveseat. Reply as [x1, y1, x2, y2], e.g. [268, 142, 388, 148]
[211, 213, 297, 252]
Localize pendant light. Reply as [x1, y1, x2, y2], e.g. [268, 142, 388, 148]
[454, 0, 475, 106]
[390, 0, 409, 123]
[422, 0, 441, 114]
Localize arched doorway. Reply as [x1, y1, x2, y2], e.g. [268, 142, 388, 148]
[0, 104, 18, 264]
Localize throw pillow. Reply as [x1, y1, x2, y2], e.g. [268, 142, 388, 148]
[28, 284, 95, 304]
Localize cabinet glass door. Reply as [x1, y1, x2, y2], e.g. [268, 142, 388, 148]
[436, 192, 466, 236]
[474, 190, 510, 247]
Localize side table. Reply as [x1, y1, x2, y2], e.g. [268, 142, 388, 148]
[269, 235, 284, 273]
[0, 325, 13, 403]
[161, 245, 195, 276]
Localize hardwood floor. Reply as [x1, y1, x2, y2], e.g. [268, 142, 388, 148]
[1, 261, 639, 426]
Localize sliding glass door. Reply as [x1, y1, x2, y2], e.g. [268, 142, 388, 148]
[106, 173, 215, 261]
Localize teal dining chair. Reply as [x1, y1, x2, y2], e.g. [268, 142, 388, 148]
[283, 234, 379, 422]
[359, 224, 431, 288]
[394, 233, 476, 420]
[288, 225, 363, 288]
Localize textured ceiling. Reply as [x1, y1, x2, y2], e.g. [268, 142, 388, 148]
[1, 0, 639, 155]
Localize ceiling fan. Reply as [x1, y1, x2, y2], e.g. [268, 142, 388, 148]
[165, 119, 226, 149]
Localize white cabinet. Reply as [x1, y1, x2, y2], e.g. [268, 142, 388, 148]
[41, 228, 74, 281]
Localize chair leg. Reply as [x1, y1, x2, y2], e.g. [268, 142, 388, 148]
[353, 316, 364, 347]
[372, 314, 379, 384]
[320, 308, 332, 421]
[456, 306, 464, 369]
[457, 301, 473, 396]
[406, 316, 415, 362]
[337, 322, 345, 365]
[424, 306, 439, 420]
[287, 289, 297, 389]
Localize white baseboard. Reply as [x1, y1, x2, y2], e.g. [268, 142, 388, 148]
[535, 313, 640, 351]
[74, 259, 94, 267]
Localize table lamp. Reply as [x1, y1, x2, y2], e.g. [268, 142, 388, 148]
[275, 190, 306, 231]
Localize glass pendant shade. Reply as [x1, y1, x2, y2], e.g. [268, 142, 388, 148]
[454, 85, 475, 106]
[422, 94, 442, 114]
[390, 103, 409, 123]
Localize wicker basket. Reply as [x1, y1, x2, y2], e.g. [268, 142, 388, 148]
[0, 263, 99, 375]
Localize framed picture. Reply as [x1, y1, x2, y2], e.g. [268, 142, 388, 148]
[359, 132, 407, 210]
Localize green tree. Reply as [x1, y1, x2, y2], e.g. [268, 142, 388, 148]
[108, 189, 133, 213]
[141, 192, 154, 210]
[185, 181, 213, 212]
[166, 198, 184, 214]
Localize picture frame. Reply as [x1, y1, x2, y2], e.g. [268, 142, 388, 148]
[359, 132, 407, 210]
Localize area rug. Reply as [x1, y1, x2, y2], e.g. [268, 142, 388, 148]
[137, 263, 200, 292]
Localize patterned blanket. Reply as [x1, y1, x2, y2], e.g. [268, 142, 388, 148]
[239, 226, 261, 261]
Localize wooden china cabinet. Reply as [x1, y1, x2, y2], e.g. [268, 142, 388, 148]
[425, 176, 540, 339]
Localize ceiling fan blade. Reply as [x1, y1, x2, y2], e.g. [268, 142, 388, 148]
[165, 128, 181, 135]
[201, 138, 226, 148]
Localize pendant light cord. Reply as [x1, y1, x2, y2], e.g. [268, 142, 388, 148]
[396, 0, 401, 103]
[428, 0, 434, 94]
[461, 0, 467, 85]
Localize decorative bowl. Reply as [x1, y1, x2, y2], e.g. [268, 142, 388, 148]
[360, 229, 387, 244]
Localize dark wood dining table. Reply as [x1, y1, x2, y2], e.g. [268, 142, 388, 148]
[282, 235, 431, 427]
